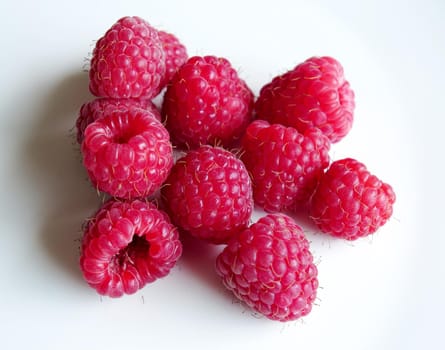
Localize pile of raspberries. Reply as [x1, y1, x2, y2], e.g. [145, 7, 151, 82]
[76, 16, 395, 322]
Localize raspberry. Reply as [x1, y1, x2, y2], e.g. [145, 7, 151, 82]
[158, 30, 188, 88]
[89, 16, 165, 99]
[80, 198, 182, 297]
[76, 98, 160, 143]
[162, 55, 254, 149]
[216, 214, 318, 322]
[255, 56, 355, 143]
[162, 145, 253, 244]
[81, 107, 173, 199]
[241, 120, 330, 213]
[309, 158, 396, 240]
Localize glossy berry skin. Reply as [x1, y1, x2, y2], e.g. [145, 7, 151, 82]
[81, 108, 173, 199]
[241, 120, 330, 213]
[162, 56, 254, 149]
[255, 56, 355, 143]
[162, 146, 253, 244]
[89, 16, 165, 99]
[158, 30, 188, 88]
[80, 199, 182, 298]
[216, 214, 318, 322]
[76, 98, 160, 143]
[309, 158, 396, 240]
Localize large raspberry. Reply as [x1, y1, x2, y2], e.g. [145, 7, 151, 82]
[89, 16, 165, 99]
[76, 97, 160, 143]
[309, 158, 396, 240]
[241, 120, 330, 213]
[158, 30, 188, 88]
[80, 198, 182, 297]
[81, 108, 173, 199]
[216, 214, 318, 322]
[162, 145, 253, 244]
[162, 56, 254, 149]
[255, 56, 355, 143]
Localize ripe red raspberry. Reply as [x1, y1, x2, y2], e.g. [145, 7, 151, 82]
[309, 158, 396, 240]
[162, 145, 253, 244]
[255, 56, 355, 143]
[162, 56, 254, 149]
[81, 108, 173, 199]
[241, 120, 330, 213]
[216, 214, 318, 322]
[76, 98, 160, 143]
[80, 198, 182, 297]
[89, 16, 165, 99]
[157, 30, 188, 88]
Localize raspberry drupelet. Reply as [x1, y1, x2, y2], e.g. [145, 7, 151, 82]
[157, 30, 188, 88]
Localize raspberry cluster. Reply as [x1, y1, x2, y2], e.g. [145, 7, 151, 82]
[72, 16, 395, 322]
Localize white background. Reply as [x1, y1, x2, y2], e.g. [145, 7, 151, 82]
[0, 0, 443, 349]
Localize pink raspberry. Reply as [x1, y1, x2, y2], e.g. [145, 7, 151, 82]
[162, 55, 254, 149]
[81, 107, 173, 199]
[255, 56, 355, 143]
[76, 97, 160, 143]
[80, 198, 182, 297]
[241, 120, 330, 213]
[162, 145, 253, 244]
[309, 158, 396, 240]
[157, 30, 188, 88]
[216, 214, 318, 322]
[89, 16, 165, 99]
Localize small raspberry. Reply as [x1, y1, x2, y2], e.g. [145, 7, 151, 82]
[81, 108, 173, 199]
[241, 120, 330, 213]
[162, 145, 253, 244]
[255, 56, 355, 143]
[216, 214, 318, 322]
[157, 30, 188, 88]
[76, 98, 160, 143]
[162, 55, 254, 149]
[309, 158, 396, 240]
[89, 16, 165, 99]
[80, 198, 182, 297]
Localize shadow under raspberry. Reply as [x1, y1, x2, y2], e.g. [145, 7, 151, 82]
[177, 232, 231, 297]
[285, 206, 341, 251]
[23, 71, 100, 286]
